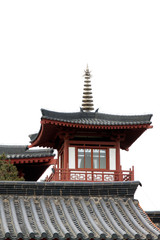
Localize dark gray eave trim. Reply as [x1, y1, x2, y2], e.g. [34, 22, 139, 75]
[0, 181, 141, 197]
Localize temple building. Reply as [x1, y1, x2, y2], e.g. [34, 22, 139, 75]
[0, 66, 159, 240]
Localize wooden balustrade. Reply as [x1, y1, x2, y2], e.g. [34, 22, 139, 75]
[45, 167, 134, 182]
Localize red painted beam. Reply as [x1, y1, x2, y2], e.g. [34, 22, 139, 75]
[9, 156, 55, 165]
[41, 119, 152, 130]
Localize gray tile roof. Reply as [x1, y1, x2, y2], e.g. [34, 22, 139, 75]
[41, 109, 153, 126]
[0, 181, 159, 240]
[0, 145, 54, 159]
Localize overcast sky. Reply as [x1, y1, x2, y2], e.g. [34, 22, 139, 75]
[0, 0, 160, 211]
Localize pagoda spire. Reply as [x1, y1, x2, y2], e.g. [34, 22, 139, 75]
[81, 65, 94, 112]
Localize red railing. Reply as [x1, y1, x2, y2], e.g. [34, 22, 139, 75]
[45, 166, 134, 182]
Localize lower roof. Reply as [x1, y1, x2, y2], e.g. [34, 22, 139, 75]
[0, 181, 159, 240]
[0, 145, 54, 159]
[0, 146, 55, 181]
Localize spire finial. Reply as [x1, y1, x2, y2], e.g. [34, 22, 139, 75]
[81, 65, 94, 112]
[84, 64, 91, 76]
[86, 64, 89, 71]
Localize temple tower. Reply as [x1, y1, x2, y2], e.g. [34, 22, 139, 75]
[29, 67, 152, 182]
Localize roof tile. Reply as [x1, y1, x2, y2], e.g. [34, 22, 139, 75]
[41, 109, 152, 126]
[0, 145, 54, 159]
[0, 181, 158, 240]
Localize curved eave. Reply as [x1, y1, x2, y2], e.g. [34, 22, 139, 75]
[29, 118, 152, 149]
[41, 118, 152, 129]
[41, 109, 153, 123]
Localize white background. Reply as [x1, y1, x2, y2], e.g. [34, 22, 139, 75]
[0, 0, 160, 211]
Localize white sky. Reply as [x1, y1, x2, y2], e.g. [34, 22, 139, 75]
[0, 0, 160, 211]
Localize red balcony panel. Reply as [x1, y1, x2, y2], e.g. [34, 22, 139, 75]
[45, 167, 134, 182]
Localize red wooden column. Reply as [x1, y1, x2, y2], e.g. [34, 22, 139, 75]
[63, 139, 69, 180]
[115, 140, 121, 181]
[116, 140, 120, 171]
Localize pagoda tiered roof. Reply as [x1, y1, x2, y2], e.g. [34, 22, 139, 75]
[0, 181, 159, 240]
[29, 109, 152, 150]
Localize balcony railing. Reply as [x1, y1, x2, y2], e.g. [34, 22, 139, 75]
[45, 166, 134, 182]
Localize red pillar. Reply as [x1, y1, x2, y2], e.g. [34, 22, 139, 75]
[63, 139, 68, 169]
[131, 166, 134, 181]
[63, 139, 69, 180]
[116, 140, 120, 171]
[119, 165, 123, 181]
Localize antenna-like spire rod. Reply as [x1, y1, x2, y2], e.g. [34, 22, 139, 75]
[81, 65, 94, 112]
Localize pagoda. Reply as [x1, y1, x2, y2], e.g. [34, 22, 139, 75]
[29, 66, 152, 182]
[0, 66, 159, 240]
